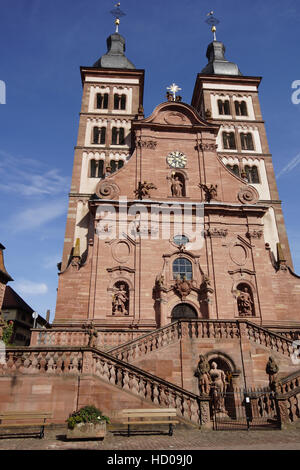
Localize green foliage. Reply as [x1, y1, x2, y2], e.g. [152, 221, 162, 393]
[66, 405, 110, 430]
[2, 321, 13, 346]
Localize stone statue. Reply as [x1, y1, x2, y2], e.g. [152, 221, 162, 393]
[237, 287, 254, 317]
[209, 361, 227, 413]
[134, 181, 157, 200]
[266, 356, 279, 389]
[199, 184, 218, 202]
[87, 325, 98, 348]
[112, 283, 129, 315]
[171, 175, 183, 197]
[195, 355, 211, 395]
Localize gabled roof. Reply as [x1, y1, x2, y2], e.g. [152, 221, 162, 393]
[2, 286, 34, 314]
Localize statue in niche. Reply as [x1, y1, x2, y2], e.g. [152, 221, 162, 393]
[171, 174, 183, 197]
[199, 184, 218, 202]
[237, 286, 254, 317]
[112, 283, 129, 315]
[194, 355, 211, 395]
[266, 356, 279, 390]
[209, 361, 227, 413]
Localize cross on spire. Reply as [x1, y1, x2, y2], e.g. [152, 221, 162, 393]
[110, 2, 126, 33]
[166, 83, 182, 101]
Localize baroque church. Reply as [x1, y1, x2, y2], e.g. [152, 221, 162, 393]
[1, 13, 300, 429]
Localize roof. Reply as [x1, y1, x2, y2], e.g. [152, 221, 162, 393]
[2, 286, 34, 314]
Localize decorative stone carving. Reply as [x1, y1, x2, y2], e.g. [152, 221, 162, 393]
[230, 244, 247, 266]
[134, 181, 157, 200]
[246, 230, 263, 239]
[204, 228, 228, 238]
[196, 143, 218, 151]
[112, 283, 129, 316]
[0, 315, 6, 341]
[209, 362, 227, 413]
[237, 286, 254, 317]
[136, 140, 157, 150]
[194, 355, 211, 395]
[199, 184, 218, 202]
[171, 174, 184, 197]
[266, 356, 279, 390]
[87, 324, 98, 348]
[164, 111, 185, 125]
[237, 186, 259, 204]
[96, 180, 120, 200]
[173, 276, 193, 300]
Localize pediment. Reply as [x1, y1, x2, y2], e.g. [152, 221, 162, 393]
[134, 102, 219, 132]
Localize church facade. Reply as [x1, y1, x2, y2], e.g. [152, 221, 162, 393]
[1, 26, 300, 427]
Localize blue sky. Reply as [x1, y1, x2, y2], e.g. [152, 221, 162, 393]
[0, 0, 299, 323]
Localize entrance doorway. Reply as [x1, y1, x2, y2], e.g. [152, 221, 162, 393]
[171, 303, 198, 321]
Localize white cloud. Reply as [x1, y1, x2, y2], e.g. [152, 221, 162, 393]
[43, 254, 61, 270]
[0, 150, 69, 196]
[10, 199, 68, 233]
[14, 280, 48, 295]
[277, 152, 300, 179]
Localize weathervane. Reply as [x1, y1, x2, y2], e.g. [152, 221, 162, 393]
[166, 83, 182, 102]
[205, 11, 220, 41]
[110, 2, 126, 33]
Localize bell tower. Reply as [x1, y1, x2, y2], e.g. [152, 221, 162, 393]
[191, 14, 293, 267]
[60, 7, 144, 273]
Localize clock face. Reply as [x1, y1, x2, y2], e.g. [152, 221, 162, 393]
[166, 151, 187, 169]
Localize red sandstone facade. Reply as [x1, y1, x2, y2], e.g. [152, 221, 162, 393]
[1, 31, 300, 427]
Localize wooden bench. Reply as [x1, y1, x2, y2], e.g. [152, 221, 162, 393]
[118, 408, 179, 437]
[0, 412, 52, 439]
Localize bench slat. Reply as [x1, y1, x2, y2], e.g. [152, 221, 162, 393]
[120, 408, 176, 413]
[120, 413, 176, 418]
[120, 420, 179, 425]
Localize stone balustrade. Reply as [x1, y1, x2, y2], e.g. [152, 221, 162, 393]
[0, 346, 210, 427]
[246, 322, 295, 359]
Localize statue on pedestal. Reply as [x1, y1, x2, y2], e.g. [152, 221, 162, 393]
[209, 361, 227, 413]
[266, 356, 279, 390]
[195, 355, 211, 395]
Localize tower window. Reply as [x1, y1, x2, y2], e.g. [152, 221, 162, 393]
[235, 101, 248, 116]
[96, 93, 108, 110]
[172, 258, 192, 281]
[114, 94, 126, 110]
[92, 126, 106, 145]
[218, 99, 230, 115]
[226, 164, 240, 177]
[110, 160, 124, 173]
[222, 132, 236, 150]
[240, 132, 254, 151]
[90, 160, 104, 178]
[244, 165, 260, 184]
[111, 127, 125, 145]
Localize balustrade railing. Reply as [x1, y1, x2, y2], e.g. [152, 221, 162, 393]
[246, 322, 295, 359]
[0, 346, 210, 427]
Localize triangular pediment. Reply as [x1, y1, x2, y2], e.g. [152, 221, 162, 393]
[133, 101, 219, 132]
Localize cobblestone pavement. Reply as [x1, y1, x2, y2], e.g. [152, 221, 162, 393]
[0, 423, 299, 451]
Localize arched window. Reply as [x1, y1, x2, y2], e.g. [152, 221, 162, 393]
[240, 132, 254, 151]
[90, 159, 97, 178]
[236, 283, 255, 317]
[96, 93, 108, 110]
[223, 132, 236, 150]
[226, 164, 240, 177]
[172, 258, 192, 281]
[92, 127, 106, 145]
[111, 127, 125, 145]
[218, 99, 230, 115]
[110, 160, 124, 173]
[114, 94, 127, 110]
[244, 165, 260, 184]
[90, 160, 104, 178]
[235, 101, 248, 116]
[98, 160, 104, 178]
